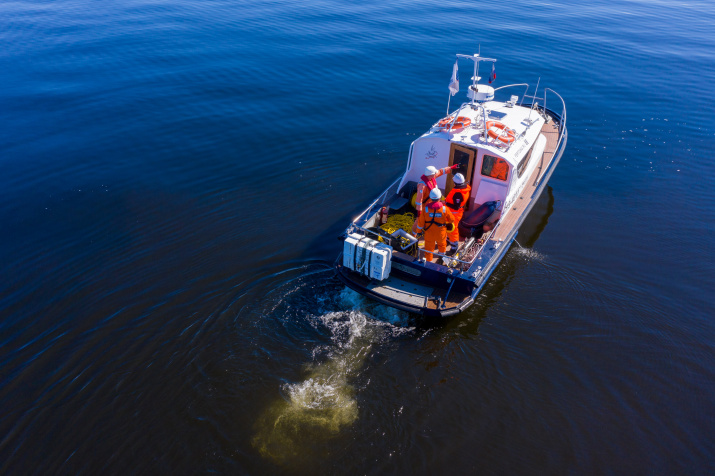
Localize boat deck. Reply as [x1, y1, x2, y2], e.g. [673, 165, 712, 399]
[492, 119, 560, 242]
[335, 263, 471, 316]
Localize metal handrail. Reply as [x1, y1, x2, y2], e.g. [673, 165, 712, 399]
[493, 83, 530, 105]
[351, 176, 402, 224]
[418, 248, 472, 266]
[443, 102, 490, 141]
[487, 88, 566, 241]
[417, 232, 491, 268]
[439, 103, 468, 131]
[405, 141, 415, 172]
[544, 88, 567, 136]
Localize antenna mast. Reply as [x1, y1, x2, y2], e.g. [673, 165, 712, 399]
[456, 53, 496, 104]
[526, 77, 541, 124]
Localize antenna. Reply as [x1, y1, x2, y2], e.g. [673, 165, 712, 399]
[456, 53, 496, 104]
[526, 77, 541, 123]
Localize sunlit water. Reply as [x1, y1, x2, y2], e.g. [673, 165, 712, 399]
[1, 0, 714, 474]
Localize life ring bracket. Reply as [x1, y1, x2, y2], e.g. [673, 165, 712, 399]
[437, 116, 472, 130]
[485, 120, 516, 143]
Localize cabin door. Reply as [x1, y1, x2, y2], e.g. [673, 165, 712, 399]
[446, 143, 476, 199]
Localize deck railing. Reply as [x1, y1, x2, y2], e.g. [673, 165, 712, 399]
[484, 85, 567, 262]
[351, 176, 402, 227]
[493, 83, 530, 105]
[543, 88, 567, 138]
[493, 83, 568, 135]
[416, 243, 482, 270]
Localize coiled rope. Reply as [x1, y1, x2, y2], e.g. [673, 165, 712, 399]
[379, 212, 415, 235]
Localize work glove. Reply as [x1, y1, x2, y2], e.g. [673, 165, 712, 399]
[450, 163, 460, 170]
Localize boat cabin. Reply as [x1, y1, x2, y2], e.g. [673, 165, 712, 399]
[397, 96, 549, 224]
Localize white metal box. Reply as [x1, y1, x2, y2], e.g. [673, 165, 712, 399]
[343, 233, 392, 281]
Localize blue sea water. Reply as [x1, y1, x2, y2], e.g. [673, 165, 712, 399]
[1, 0, 714, 474]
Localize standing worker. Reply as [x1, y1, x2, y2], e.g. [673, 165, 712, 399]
[444, 173, 472, 249]
[412, 164, 459, 233]
[489, 157, 509, 181]
[415, 188, 456, 262]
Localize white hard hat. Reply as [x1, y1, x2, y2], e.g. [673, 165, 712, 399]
[453, 173, 465, 184]
[429, 188, 442, 200]
[424, 165, 438, 176]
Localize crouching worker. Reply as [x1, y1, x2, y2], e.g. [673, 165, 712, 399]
[415, 188, 455, 262]
[444, 173, 472, 249]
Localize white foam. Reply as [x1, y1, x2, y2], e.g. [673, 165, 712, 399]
[252, 281, 414, 462]
[514, 246, 547, 262]
[338, 287, 411, 329]
[285, 376, 352, 411]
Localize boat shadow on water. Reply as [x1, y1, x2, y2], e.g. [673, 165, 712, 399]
[438, 184, 556, 335]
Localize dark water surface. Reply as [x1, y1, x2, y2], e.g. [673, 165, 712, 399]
[1, 0, 714, 473]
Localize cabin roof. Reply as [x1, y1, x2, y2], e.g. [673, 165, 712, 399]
[420, 101, 545, 166]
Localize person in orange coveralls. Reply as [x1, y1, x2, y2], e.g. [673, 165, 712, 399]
[490, 157, 509, 181]
[415, 188, 455, 262]
[412, 164, 459, 233]
[444, 173, 471, 248]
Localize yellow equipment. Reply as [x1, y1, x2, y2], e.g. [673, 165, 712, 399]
[379, 212, 415, 235]
[377, 212, 416, 249]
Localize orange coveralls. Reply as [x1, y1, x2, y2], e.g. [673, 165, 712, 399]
[416, 202, 455, 261]
[490, 159, 509, 181]
[445, 184, 472, 243]
[414, 166, 453, 216]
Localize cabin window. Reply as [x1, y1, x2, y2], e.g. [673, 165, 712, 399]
[481, 155, 509, 182]
[517, 144, 535, 178]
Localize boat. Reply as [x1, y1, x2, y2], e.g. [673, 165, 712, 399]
[334, 53, 567, 317]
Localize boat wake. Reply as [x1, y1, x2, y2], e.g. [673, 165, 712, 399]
[252, 287, 412, 464]
[513, 245, 547, 262]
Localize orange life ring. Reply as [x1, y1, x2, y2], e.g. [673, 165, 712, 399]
[486, 120, 516, 143]
[437, 116, 471, 130]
